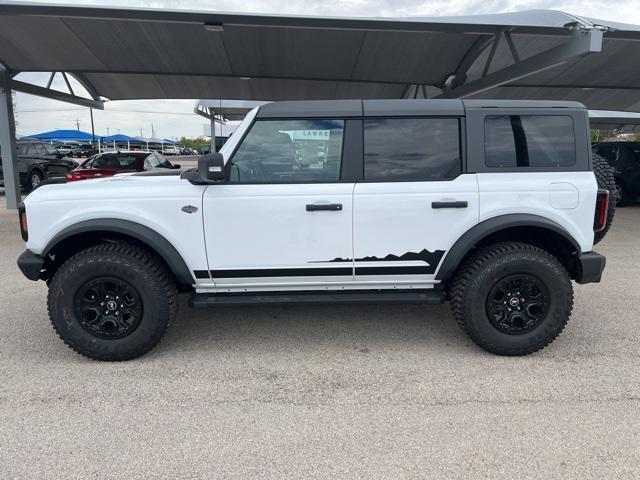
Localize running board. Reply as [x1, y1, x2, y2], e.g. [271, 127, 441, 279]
[189, 289, 446, 308]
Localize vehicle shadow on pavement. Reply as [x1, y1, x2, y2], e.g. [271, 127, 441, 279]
[159, 295, 471, 356]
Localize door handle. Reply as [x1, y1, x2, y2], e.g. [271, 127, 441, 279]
[432, 201, 468, 209]
[306, 203, 343, 212]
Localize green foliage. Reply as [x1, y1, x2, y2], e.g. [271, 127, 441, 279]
[178, 136, 211, 150]
[591, 129, 617, 143]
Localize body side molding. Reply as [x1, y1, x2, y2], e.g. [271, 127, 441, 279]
[43, 218, 195, 286]
[434, 213, 582, 281]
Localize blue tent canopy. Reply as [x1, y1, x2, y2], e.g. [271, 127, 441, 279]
[23, 129, 94, 142]
[102, 134, 140, 143]
[163, 138, 177, 144]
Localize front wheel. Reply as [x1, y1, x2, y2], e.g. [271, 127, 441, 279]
[449, 242, 573, 356]
[47, 242, 178, 361]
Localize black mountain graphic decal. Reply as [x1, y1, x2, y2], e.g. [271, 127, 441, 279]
[311, 249, 445, 266]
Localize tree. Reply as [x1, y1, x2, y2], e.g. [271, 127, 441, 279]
[178, 136, 211, 150]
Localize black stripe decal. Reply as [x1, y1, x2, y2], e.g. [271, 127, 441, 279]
[194, 270, 210, 279]
[355, 265, 437, 275]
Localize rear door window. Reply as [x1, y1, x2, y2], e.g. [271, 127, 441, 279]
[485, 115, 576, 168]
[31, 144, 46, 157]
[363, 118, 461, 181]
[93, 154, 140, 169]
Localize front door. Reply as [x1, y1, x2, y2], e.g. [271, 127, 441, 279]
[352, 117, 479, 288]
[202, 117, 356, 291]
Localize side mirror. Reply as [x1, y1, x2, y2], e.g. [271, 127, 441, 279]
[171, 164, 181, 169]
[198, 153, 226, 182]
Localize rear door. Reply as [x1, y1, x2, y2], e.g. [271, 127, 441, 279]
[202, 117, 359, 291]
[352, 115, 479, 288]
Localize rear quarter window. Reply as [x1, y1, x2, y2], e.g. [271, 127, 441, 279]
[485, 115, 576, 168]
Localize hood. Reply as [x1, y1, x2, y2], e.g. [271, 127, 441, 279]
[24, 172, 192, 205]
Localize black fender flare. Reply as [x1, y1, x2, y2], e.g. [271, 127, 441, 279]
[43, 218, 194, 286]
[435, 214, 581, 281]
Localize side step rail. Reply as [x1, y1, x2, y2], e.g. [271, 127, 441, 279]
[190, 289, 446, 309]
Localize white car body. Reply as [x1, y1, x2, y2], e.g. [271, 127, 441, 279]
[23, 100, 600, 294]
[162, 146, 178, 155]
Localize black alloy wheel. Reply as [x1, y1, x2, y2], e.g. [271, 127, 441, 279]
[73, 276, 143, 339]
[485, 274, 549, 335]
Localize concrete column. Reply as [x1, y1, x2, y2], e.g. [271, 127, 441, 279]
[0, 75, 20, 209]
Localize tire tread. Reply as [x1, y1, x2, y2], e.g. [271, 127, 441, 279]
[449, 241, 574, 356]
[47, 241, 178, 361]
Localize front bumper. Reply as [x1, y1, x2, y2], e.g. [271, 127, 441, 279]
[575, 252, 606, 284]
[17, 250, 45, 281]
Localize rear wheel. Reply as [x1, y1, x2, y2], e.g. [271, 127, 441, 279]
[449, 242, 573, 356]
[47, 242, 177, 361]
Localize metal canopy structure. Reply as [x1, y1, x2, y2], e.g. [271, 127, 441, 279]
[2, 3, 640, 208]
[194, 100, 267, 152]
[589, 111, 640, 132]
[0, 4, 639, 109]
[194, 100, 267, 122]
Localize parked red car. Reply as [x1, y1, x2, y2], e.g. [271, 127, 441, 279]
[66, 151, 180, 182]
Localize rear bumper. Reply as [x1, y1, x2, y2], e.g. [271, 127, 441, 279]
[575, 251, 606, 284]
[17, 250, 45, 281]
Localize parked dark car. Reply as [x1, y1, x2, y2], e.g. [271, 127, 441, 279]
[0, 140, 79, 192]
[72, 143, 98, 158]
[66, 151, 180, 182]
[592, 141, 640, 206]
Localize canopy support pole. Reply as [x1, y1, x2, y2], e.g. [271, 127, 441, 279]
[0, 70, 20, 209]
[210, 117, 216, 153]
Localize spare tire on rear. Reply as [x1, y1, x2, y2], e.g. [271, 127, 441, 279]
[592, 153, 616, 245]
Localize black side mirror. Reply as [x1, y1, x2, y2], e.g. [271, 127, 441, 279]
[171, 164, 181, 169]
[198, 153, 226, 182]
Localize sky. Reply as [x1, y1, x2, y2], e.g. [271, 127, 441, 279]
[12, 0, 640, 139]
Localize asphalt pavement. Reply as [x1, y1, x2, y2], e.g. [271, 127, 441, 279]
[1, 194, 639, 479]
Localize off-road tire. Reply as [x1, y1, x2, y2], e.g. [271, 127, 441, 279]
[47, 241, 178, 361]
[449, 242, 573, 356]
[592, 153, 616, 244]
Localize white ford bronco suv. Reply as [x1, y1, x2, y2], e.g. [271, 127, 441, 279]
[16, 99, 614, 361]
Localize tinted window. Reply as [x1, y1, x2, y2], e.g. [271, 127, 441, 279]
[631, 147, 640, 162]
[594, 145, 618, 165]
[16, 144, 28, 155]
[31, 144, 46, 156]
[364, 118, 461, 181]
[230, 119, 344, 183]
[485, 115, 576, 168]
[143, 155, 160, 170]
[44, 144, 58, 155]
[92, 154, 141, 169]
[156, 154, 172, 168]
